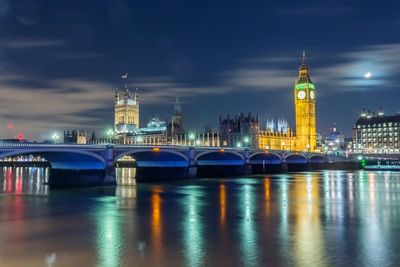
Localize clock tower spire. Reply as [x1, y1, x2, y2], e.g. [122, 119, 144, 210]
[294, 51, 316, 152]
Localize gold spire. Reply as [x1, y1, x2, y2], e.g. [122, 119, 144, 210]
[297, 51, 313, 84]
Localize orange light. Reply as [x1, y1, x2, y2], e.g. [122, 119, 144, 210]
[264, 150, 269, 154]
[153, 147, 160, 152]
[220, 148, 225, 153]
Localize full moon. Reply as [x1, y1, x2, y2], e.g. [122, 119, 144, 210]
[364, 71, 372, 79]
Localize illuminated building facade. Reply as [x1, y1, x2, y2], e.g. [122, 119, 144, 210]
[63, 130, 88, 144]
[258, 128, 296, 150]
[114, 87, 139, 134]
[113, 94, 220, 147]
[219, 113, 259, 148]
[352, 110, 400, 154]
[258, 52, 317, 152]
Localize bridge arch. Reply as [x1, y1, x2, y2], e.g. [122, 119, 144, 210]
[0, 149, 106, 169]
[309, 155, 325, 163]
[195, 150, 245, 165]
[285, 153, 308, 164]
[249, 152, 282, 164]
[114, 149, 189, 167]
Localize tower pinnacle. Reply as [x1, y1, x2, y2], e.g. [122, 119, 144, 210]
[297, 51, 312, 84]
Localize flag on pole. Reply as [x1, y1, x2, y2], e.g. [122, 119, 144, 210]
[121, 73, 128, 79]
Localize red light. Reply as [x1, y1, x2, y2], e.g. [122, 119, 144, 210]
[17, 132, 24, 141]
[7, 122, 13, 129]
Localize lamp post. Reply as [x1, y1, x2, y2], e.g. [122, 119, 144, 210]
[106, 129, 114, 143]
[52, 133, 60, 144]
[243, 137, 250, 148]
[188, 132, 195, 146]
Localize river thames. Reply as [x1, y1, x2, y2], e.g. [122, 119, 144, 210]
[0, 167, 399, 267]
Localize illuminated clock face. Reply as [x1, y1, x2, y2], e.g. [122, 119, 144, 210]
[310, 91, 315, 100]
[297, 90, 306, 100]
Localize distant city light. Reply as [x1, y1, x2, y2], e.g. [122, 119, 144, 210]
[17, 132, 24, 141]
[364, 72, 372, 79]
[236, 142, 242, 148]
[188, 133, 195, 140]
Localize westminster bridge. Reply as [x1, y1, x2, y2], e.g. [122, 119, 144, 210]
[0, 143, 327, 186]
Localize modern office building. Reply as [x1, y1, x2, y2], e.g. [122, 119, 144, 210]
[352, 110, 400, 154]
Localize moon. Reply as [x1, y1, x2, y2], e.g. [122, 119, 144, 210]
[364, 72, 372, 79]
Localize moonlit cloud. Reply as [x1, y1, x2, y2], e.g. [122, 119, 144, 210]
[314, 43, 400, 91]
[221, 69, 294, 90]
[3, 39, 66, 49]
[0, 74, 114, 140]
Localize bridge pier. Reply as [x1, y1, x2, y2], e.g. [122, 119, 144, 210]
[104, 145, 117, 185]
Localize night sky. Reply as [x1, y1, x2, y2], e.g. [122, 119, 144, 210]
[1, 0, 400, 140]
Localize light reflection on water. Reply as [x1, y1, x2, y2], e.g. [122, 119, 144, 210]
[239, 183, 258, 267]
[1, 169, 400, 266]
[182, 185, 205, 267]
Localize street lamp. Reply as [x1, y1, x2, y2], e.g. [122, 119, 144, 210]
[237, 142, 242, 148]
[188, 132, 195, 146]
[107, 129, 114, 137]
[52, 133, 60, 143]
[243, 137, 250, 147]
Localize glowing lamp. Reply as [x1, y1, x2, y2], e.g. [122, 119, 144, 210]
[220, 148, 225, 153]
[153, 147, 160, 152]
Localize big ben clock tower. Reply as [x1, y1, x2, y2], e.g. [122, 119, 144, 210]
[294, 51, 316, 152]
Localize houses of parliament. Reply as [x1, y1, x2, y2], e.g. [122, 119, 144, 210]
[111, 52, 317, 152]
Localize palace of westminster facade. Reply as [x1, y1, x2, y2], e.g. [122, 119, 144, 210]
[111, 52, 317, 152]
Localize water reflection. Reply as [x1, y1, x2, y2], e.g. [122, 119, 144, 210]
[219, 184, 226, 225]
[292, 173, 327, 267]
[1, 169, 400, 266]
[0, 167, 48, 195]
[183, 186, 204, 267]
[264, 178, 271, 216]
[94, 198, 124, 267]
[115, 185, 137, 209]
[239, 183, 259, 267]
[115, 167, 136, 186]
[150, 186, 163, 265]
